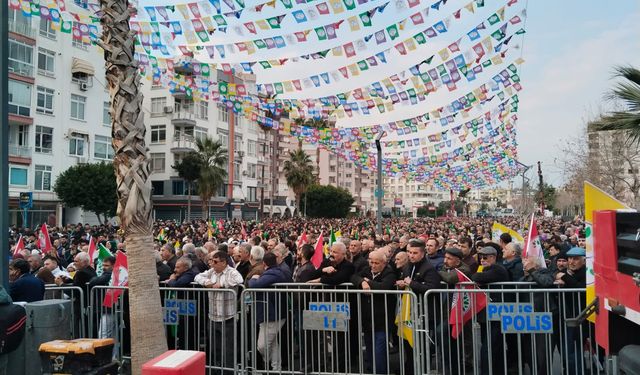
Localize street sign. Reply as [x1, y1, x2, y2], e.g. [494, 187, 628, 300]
[303, 302, 350, 331]
[19, 192, 33, 209]
[488, 302, 553, 333]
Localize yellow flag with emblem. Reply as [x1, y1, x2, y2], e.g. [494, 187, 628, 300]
[395, 288, 414, 347]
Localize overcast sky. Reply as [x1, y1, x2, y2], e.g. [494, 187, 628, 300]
[138, 0, 640, 188]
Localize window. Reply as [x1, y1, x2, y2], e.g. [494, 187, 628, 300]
[329, 176, 336, 183]
[195, 127, 207, 142]
[8, 39, 33, 77]
[150, 97, 166, 114]
[174, 99, 193, 114]
[217, 103, 229, 123]
[70, 94, 86, 120]
[71, 72, 91, 84]
[150, 125, 166, 144]
[8, 80, 31, 117]
[34, 165, 52, 191]
[72, 22, 91, 49]
[247, 140, 257, 157]
[217, 129, 228, 147]
[36, 86, 54, 115]
[234, 162, 241, 181]
[8, 9, 31, 36]
[330, 166, 336, 172]
[69, 136, 85, 156]
[217, 184, 227, 197]
[9, 124, 29, 147]
[35, 126, 53, 154]
[9, 167, 28, 186]
[37, 48, 55, 76]
[39, 17, 56, 39]
[196, 100, 208, 120]
[103, 102, 111, 126]
[151, 181, 164, 195]
[247, 163, 257, 179]
[94, 135, 114, 160]
[234, 136, 243, 152]
[247, 187, 257, 202]
[172, 180, 185, 195]
[150, 153, 165, 173]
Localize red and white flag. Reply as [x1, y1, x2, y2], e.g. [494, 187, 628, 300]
[311, 233, 324, 269]
[449, 269, 487, 338]
[13, 235, 25, 258]
[102, 251, 128, 308]
[296, 231, 307, 250]
[241, 224, 248, 240]
[523, 214, 546, 268]
[88, 236, 97, 266]
[38, 223, 53, 255]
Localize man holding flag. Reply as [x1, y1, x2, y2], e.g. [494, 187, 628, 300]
[395, 238, 441, 375]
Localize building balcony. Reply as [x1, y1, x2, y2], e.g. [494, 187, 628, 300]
[8, 20, 36, 41]
[8, 145, 32, 165]
[8, 60, 34, 79]
[171, 135, 197, 153]
[171, 110, 196, 126]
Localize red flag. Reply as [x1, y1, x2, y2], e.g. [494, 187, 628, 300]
[102, 251, 128, 308]
[217, 219, 224, 232]
[88, 236, 97, 267]
[38, 223, 53, 255]
[13, 235, 25, 258]
[297, 231, 307, 250]
[241, 224, 248, 240]
[311, 233, 324, 269]
[449, 269, 487, 338]
[523, 214, 546, 268]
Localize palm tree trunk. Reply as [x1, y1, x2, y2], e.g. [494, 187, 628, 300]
[97, 0, 167, 372]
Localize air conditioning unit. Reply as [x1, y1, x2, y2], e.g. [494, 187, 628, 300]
[164, 106, 173, 113]
[236, 151, 245, 158]
[242, 171, 248, 176]
[79, 82, 88, 91]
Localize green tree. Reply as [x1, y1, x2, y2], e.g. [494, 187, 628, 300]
[436, 199, 466, 217]
[540, 183, 557, 211]
[172, 152, 204, 221]
[283, 149, 314, 216]
[303, 185, 354, 218]
[592, 66, 640, 142]
[195, 137, 228, 218]
[53, 162, 117, 224]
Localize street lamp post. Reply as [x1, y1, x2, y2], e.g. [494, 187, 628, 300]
[516, 161, 531, 215]
[375, 132, 384, 235]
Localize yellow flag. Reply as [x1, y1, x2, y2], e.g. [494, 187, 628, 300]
[491, 222, 524, 243]
[584, 181, 629, 322]
[395, 289, 414, 347]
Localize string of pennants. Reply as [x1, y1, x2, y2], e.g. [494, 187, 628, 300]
[9, 0, 529, 189]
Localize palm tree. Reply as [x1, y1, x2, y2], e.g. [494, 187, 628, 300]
[173, 152, 204, 221]
[195, 137, 228, 218]
[283, 149, 314, 216]
[97, 0, 167, 371]
[592, 66, 640, 141]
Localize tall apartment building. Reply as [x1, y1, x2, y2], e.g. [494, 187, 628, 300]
[587, 123, 640, 206]
[7, 5, 113, 226]
[141, 69, 264, 221]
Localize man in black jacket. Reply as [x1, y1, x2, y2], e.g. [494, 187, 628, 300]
[351, 250, 396, 374]
[471, 246, 509, 375]
[348, 240, 368, 274]
[555, 247, 587, 375]
[395, 238, 441, 375]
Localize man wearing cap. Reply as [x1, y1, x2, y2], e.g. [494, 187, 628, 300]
[438, 248, 471, 285]
[471, 246, 509, 375]
[438, 247, 472, 373]
[556, 247, 587, 374]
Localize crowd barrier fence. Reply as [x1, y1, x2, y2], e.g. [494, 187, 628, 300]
[45, 282, 609, 375]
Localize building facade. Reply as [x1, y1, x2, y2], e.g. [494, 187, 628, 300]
[7, 4, 112, 226]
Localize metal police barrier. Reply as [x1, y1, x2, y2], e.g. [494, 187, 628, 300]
[422, 286, 602, 375]
[43, 285, 86, 338]
[90, 285, 241, 374]
[241, 287, 420, 375]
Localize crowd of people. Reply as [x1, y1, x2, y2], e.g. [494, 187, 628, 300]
[6, 214, 589, 374]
